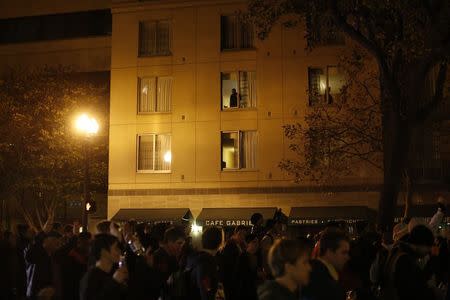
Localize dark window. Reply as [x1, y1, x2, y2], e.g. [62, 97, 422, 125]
[138, 20, 171, 57]
[221, 15, 254, 51]
[0, 10, 111, 44]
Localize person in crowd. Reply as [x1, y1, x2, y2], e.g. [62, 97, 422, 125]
[58, 232, 91, 300]
[25, 231, 62, 299]
[302, 228, 350, 300]
[250, 213, 265, 239]
[230, 88, 239, 108]
[96, 221, 112, 235]
[188, 226, 224, 300]
[153, 226, 186, 296]
[128, 244, 162, 300]
[257, 239, 312, 300]
[236, 233, 260, 300]
[15, 224, 32, 299]
[80, 233, 128, 300]
[260, 219, 283, 278]
[51, 223, 64, 236]
[380, 224, 437, 300]
[0, 231, 19, 300]
[218, 225, 247, 299]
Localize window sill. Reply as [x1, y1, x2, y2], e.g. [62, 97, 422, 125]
[138, 53, 172, 58]
[221, 47, 256, 53]
[137, 112, 172, 115]
[221, 169, 259, 172]
[137, 170, 172, 174]
[221, 107, 257, 112]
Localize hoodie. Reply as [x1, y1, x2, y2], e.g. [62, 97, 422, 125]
[257, 280, 298, 300]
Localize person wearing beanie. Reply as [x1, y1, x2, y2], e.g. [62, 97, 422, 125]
[380, 224, 436, 300]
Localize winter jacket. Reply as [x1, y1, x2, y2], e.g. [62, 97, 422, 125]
[257, 280, 298, 300]
[302, 259, 346, 300]
[24, 245, 54, 298]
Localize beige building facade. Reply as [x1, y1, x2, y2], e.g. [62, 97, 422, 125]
[108, 0, 382, 220]
[0, 0, 111, 73]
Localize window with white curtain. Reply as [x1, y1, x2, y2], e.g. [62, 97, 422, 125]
[139, 20, 171, 57]
[138, 77, 173, 113]
[137, 134, 171, 172]
[221, 131, 257, 170]
[308, 66, 344, 106]
[221, 15, 254, 51]
[221, 71, 256, 110]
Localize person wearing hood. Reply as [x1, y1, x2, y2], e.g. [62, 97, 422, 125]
[380, 224, 436, 300]
[257, 239, 312, 300]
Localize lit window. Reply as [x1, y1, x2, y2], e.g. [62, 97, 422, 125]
[221, 71, 257, 110]
[221, 131, 257, 170]
[138, 77, 173, 113]
[308, 66, 345, 105]
[221, 15, 254, 51]
[139, 20, 171, 57]
[137, 134, 171, 172]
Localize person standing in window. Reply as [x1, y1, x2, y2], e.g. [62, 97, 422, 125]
[230, 88, 239, 108]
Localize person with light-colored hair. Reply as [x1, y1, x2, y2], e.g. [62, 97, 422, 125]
[257, 239, 312, 300]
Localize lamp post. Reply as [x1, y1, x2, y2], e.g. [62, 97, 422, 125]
[75, 114, 99, 232]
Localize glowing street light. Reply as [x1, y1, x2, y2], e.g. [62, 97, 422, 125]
[75, 114, 99, 135]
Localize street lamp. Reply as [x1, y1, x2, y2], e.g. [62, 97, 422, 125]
[75, 114, 99, 232]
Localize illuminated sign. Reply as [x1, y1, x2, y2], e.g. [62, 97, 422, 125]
[204, 220, 252, 226]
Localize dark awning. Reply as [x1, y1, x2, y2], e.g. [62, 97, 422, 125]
[288, 206, 377, 226]
[394, 204, 449, 223]
[196, 207, 277, 227]
[111, 208, 193, 224]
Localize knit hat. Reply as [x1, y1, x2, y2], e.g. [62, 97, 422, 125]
[408, 224, 434, 247]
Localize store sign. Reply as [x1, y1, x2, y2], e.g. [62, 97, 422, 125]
[289, 218, 365, 225]
[204, 219, 252, 226]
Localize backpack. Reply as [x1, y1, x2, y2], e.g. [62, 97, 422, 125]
[376, 246, 407, 300]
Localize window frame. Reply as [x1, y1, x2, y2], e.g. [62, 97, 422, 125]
[308, 65, 342, 106]
[220, 14, 255, 51]
[138, 19, 172, 57]
[136, 133, 172, 173]
[221, 130, 258, 171]
[137, 76, 173, 114]
[220, 70, 257, 111]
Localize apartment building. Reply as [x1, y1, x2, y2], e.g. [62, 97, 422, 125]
[108, 0, 386, 223]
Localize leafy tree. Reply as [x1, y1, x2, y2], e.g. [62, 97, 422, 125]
[0, 67, 109, 231]
[280, 49, 382, 183]
[247, 0, 449, 231]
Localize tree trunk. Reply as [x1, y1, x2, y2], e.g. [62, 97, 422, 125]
[378, 90, 410, 234]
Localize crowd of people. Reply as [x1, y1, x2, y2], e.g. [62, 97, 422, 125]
[0, 202, 448, 300]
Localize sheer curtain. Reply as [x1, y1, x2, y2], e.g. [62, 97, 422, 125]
[241, 131, 257, 169]
[155, 134, 171, 171]
[157, 77, 173, 112]
[139, 77, 156, 113]
[240, 71, 256, 108]
[138, 135, 154, 171]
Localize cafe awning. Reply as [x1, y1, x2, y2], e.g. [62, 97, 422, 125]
[111, 208, 193, 224]
[196, 207, 278, 227]
[394, 204, 449, 223]
[288, 206, 377, 226]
